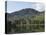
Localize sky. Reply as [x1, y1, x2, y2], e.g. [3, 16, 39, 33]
[7, 1, 44, 13]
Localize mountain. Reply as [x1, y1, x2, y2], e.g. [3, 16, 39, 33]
[6, 8, 44, 33]
[11, 8, 39, 16]
[6, 8, 44, 21]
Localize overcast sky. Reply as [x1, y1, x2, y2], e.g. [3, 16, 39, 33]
[7, 1, 44, 13]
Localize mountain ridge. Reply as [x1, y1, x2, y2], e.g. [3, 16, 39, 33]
[6, 8, 44, 17]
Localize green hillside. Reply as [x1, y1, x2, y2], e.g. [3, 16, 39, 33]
[7, 15, 44, 33]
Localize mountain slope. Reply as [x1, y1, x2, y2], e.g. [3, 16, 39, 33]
[6, 8, 44, 21]
[11, 8, 39, 16]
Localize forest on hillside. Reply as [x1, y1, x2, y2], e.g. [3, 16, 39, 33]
[6, 14, 44, 34]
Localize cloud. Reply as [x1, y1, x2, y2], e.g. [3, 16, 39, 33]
[34, 3, 44, 11]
